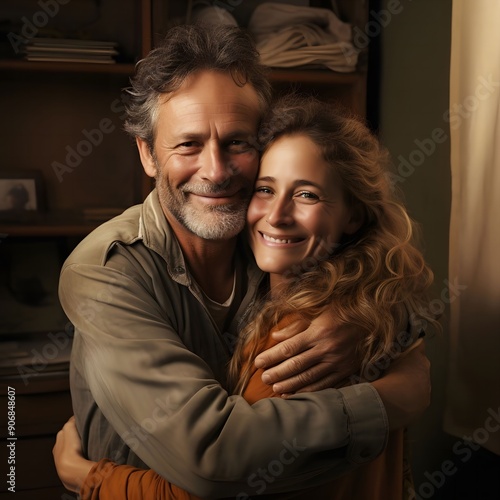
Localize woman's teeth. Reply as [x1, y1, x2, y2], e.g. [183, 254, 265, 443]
[262, 233, 298, 244]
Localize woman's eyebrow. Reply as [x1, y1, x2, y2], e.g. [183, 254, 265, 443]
[292, 179, 323, 190]
[256, 177, 323, 190]
[255, 176, 276, 183]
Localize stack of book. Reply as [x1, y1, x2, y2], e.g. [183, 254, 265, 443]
[24, 38, 119, 64]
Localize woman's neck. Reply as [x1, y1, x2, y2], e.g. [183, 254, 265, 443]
[269, 273, 286, 298]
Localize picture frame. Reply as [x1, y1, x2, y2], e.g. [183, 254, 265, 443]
[0, 170, 45, 214]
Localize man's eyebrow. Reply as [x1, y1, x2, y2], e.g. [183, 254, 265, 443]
[175, 132, 204, 140]
[222, 129, 257, 141]
[172, 129, 256, 142]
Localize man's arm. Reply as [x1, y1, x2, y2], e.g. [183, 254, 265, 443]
[255, 312, 431, 431]
[255, 315, 364, 393]
[61, 262, 388, 498]
[372, 341, 431, 430]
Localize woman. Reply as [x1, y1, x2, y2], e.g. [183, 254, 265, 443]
[54, 95, 438, 499]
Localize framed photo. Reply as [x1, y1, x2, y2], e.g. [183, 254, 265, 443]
[0, 170, 45, 213]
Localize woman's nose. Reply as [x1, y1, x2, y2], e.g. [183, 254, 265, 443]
[266, 197, 294, 226]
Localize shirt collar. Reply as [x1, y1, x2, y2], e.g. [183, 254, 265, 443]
[139, 189, 190, 286]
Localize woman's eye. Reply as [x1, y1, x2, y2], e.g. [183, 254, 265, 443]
[254, 186, 273, 196]
[296, 191, 319, 202]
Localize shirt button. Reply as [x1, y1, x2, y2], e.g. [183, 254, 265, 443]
[173, 266, 185, 274]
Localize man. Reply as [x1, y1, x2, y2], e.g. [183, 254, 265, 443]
[60, 24, 430, 497]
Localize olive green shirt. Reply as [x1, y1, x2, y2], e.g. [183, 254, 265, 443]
[60, 189, 388, 498]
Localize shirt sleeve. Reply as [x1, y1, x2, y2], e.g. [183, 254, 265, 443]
[81, 459, 200, 500]
[61, 262, 388, 498]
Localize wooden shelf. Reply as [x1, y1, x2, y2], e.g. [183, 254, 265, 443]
[268, 68, 365, 85]
[0, 224, 98, 237]
[0, 212, 119, 237]
[0, 63, 363, 83]
[0, 59, 136, 74]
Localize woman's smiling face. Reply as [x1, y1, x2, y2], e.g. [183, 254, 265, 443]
[247, 134, 359, 281]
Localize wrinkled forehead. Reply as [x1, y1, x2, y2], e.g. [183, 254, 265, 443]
[166, 70, 260, 112]
[155, 70, 262, 137]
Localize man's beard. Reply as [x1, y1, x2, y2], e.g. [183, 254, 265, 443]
[156, 174, 251, 240]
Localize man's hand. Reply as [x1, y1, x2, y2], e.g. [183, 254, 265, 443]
[254, 311, 364, 394]
[371, 341, 431, 431]
[52, 416, 95, 493]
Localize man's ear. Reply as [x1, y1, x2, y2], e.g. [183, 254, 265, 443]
[136, 137, 157, 178]
[344, 203, 364, 235]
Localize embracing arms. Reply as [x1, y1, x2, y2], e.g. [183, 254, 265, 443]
[53, 334, 429, 498]
[59, 259, 389, 497]
[255, 312, 431, 428]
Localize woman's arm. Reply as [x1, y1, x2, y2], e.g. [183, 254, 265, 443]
[53, 417, 200, 500]
[53, 417, 97, 494]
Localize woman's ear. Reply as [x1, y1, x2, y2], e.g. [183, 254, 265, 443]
[344, 203, 364, 235]
[136, 137, 157, 178]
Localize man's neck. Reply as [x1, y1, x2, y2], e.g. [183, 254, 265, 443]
[167, 213, 238, 303]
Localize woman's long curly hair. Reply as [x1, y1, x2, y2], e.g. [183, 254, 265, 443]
[229, 95, 439, 394]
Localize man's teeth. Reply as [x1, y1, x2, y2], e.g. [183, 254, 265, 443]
[263, 233, 296, 244]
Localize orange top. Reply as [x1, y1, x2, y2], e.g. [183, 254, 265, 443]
[81, 319, 412, 500]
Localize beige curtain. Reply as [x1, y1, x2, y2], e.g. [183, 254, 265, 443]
[445, 0, 500, 455]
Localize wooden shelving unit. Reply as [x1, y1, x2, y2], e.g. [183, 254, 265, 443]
[0, 1, 371, 497]
[0, 1, 150, 498]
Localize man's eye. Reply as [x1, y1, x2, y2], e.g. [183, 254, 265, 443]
[227, 140, 252, 153]
[175, 142, 201, 155]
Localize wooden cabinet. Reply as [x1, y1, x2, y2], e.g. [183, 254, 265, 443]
[0, 2, 152, 496]
[0, 0, 371, 496]
[1, 371, 74, 498]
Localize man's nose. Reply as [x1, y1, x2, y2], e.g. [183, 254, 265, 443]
[198, 144, 232, 187]
[266, 197, 294, 227]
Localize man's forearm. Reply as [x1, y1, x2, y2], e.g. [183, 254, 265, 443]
[371, 342, 431, 431]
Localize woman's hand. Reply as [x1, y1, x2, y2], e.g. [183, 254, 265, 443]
[52, 416, 95, 493]
[254, 310, 363, 394]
